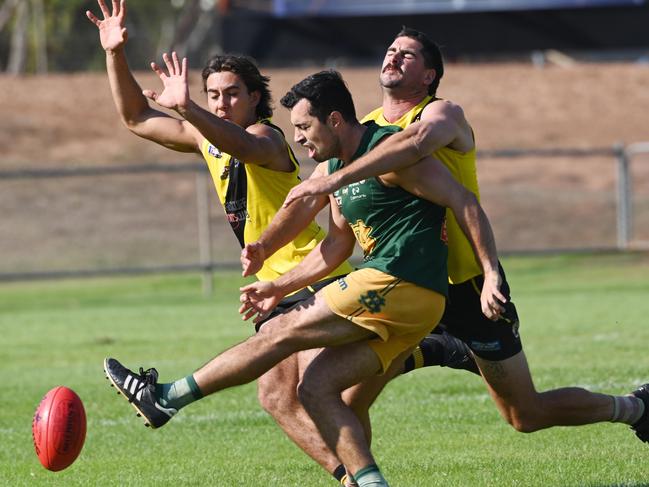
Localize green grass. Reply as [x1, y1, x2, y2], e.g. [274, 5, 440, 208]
[2, 253, 649, 486]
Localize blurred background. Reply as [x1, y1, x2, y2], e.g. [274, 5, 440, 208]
[1, 0, 648, 283]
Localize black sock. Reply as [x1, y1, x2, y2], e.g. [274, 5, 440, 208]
[403, 332, 480, 375]
[333, 464, 346, 483]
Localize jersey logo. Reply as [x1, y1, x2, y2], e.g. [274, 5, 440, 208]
[207, 144, 222, 158]
[337, 277, 348, 291]
[358, 290, 385, 314]
[350, 220, 376, 256]
[469, 340, 501, 352]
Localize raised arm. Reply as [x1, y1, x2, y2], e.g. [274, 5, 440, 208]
[241, 162, 330, 277]
[384, 157, 505, 320]
[239, 195, 355, 322]
[283, 100, 472, 205]
[141, 50, 292, 171]
[86, 0, 200, 153]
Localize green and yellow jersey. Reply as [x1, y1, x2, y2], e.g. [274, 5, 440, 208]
[200, 119, 352, 283]
[328, 122, 448, 297]
[362, 96, 482, 284]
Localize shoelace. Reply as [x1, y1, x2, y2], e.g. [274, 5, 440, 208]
[126, 367, 159, 403]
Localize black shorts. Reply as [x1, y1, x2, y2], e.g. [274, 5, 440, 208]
[255, 275, 344, 332]
[439, 263, 522, 361]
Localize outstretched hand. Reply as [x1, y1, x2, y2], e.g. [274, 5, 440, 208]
[142, 52, 190, 112]
[283, 175, 338, 208]
[480, 270, 506, 321]
[239, 281, 283, 324]
[241, 241, 266, 277]
[86, 0, 128, 52]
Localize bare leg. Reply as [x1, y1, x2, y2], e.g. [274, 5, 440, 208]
[193, 294, 373, 395]
[343, 347, 414, 446]
[299, 342, 384, 475]
[257, 349, 342, 474]
[475, 350, 615, 432]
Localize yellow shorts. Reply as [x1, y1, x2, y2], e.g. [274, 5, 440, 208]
[323, 267, 445, 373]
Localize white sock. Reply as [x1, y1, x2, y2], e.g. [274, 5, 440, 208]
[610, 395, 645, 424]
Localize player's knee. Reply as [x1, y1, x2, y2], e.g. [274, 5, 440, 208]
[504, 408, 544, 433]
[257, 373, 296, 416]
[296, 379, 319, 413]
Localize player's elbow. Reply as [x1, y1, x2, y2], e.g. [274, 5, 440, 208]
[122, 114, 148, 136]
[410, 124, 434, 160]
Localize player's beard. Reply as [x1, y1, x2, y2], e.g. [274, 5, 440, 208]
[379, 69, 403, 90]
[312, 138, 342, 163]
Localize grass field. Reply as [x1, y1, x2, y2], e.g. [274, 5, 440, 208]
[2, 252, 649, 486]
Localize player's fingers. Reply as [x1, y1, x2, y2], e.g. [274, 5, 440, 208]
[181, 56, 188, 80]
[170, 51, 180, 74]
[120, 0, 126, 19]
[491, 286, 507, 304]
[112, 0, 119, 16]
[97, 0, 110, 18]
[242, 309, 258, 321]
[149, 62, 165, 78]
[253, 313, 268, 325]
[86, 11, 101, 26]
[239, 284, 257, 293]
[162, 52, 174, 75]
[283, 191, 299, 208]
[142, 89, 157, 101]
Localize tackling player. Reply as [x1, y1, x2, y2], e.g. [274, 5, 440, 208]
[280, 27, 649, 446]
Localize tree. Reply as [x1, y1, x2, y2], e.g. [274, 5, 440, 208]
[0, 0, 224, 74]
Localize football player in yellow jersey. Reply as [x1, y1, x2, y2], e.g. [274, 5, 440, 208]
[282, 26, 649, 454]
[86, 0, 351, 468]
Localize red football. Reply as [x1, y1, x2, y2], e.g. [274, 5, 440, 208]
[32, 386, 87, 472]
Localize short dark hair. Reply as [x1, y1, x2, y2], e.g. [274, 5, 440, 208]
[280, 70, 356, 123]
[201, 54, 273, 119]
[395, 27, 444, 96]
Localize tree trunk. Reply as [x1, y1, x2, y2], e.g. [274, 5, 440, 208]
[7, 0, 28, 74]
[31, 0, 47, 74]
[0, 0, 20, 33]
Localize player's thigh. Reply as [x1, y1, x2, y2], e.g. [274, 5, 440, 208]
[265, 292, 376, 348]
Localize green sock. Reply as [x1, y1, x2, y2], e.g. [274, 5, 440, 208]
[155, 374, 203, 410]
[354, 464, 389, 487]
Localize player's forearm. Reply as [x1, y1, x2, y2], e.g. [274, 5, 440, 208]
[453, 194, 499, 276]
[337, 129, 421, 187]
[178, 100, 258, 161]
[273, 237, 352, 296]
[258, 195, 327, 259]
[105, 49, 150, 127]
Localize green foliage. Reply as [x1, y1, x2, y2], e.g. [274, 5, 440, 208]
[1, 0, 189, 72]
[1, 254, 648, 486]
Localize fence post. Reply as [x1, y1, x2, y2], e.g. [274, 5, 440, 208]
[196, 170, 213, 295]
[614, 142, 632, 250]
